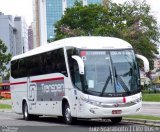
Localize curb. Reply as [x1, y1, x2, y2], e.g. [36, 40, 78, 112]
[0, 99, 12, 105]
[123, 118, 160, 127]
[142, 102, 160, 106]
[0, 109, 12, 113]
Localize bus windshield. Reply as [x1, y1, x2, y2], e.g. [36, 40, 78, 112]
[80, 50, 140, 97]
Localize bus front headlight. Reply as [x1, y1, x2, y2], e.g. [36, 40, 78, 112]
[80, 96, 102, 107]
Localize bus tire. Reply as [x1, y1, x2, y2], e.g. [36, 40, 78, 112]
[23, 102, 31, 121]
[63, 102, 76, 125]
[110, 117, 122, 124]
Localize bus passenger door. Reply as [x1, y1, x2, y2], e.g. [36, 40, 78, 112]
[74, 89, 84, 117]
[71, 62, 84, 117]
[66, 48, 84, 117]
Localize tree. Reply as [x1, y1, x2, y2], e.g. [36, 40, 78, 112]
[54, 0, 160, 69]
[0, 39, 12, 80]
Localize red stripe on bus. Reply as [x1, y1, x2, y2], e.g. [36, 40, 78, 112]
[10, 81, 27, 85]
[123, 97, 126, 103]
[31, 77, 64, 83]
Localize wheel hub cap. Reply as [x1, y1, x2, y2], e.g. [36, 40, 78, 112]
[65, 108, 71, 121]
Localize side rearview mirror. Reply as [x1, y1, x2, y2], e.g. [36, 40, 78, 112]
[71, 55, 84, 74]
[136, 54, 149, 73]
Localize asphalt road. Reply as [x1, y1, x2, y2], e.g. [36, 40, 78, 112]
[0, 112, 159, 132]
[141, 102, 160, 116]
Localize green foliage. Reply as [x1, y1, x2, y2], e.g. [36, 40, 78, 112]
[125, 115, 160, 120]
[142, 94, 160, 102]
[53, 0, 160, 69]
[0, 96, 4, 99]
[0, 104, 12, 109]
[0, 39, 12, 79]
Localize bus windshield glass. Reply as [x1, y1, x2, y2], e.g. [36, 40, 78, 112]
[80, 50, 140, 97]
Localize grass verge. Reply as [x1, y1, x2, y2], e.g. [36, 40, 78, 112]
[125, 115, 160, 121]
[142, 94, 160, 102]
[0, 104, 12, 109]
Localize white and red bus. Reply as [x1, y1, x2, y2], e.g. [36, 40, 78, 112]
[10, 36, 149, 124]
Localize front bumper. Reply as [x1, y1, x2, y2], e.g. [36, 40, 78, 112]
[76, 100, 142, 119]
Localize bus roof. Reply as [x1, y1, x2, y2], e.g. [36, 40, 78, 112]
[11, 36, 132, 61]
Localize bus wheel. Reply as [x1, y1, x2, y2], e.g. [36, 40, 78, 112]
[23, 102, 31, 120]
[57, 116, 63, 122]
[63, 102, 76, 125]
[110, 117, 122, 124]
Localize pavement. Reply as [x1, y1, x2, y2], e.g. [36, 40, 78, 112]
[0, 100, 160, 127]
[123, 118, 160, 127]
[124, 101, 160, 127]
[142, 101, 160, 106]
[0, 99, 12, 105]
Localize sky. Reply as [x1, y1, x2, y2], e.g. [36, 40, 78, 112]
[0, 0, 160, 26]
[0, 0, 33, 26]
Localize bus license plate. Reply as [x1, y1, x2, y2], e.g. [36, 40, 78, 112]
[112, 110, 122, 114]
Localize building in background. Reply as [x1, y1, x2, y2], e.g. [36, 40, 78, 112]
[0, 12, 16, 56]
[33, 0, 47, 47]
[46, 0, 63, 40]
[87, 0, 102, 4]
[33, 0, 102, 47]
[0, 13, 29, 81]
[32, 0, 40, 48]
[28, 25, 34, 50]
[14, 16, 28, 55]
[154, 56, 160, 70]
[0, 12, 28, 56]
[46, 0, 102, 40]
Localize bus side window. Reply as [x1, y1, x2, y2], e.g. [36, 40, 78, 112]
[11, 59, 27, 78]
[54, 49, 68, 76]
[17, 59, 27, 78]
[26, 55, 42, 76]
[45, 51, 53, 74]
[41, 48, 68, 76]
[11, 60, 19, 78]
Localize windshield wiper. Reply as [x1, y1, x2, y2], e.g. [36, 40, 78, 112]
[100, 67, 112, 96]
[117, 75, 130, 93]
[114, 67, 130, 93]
